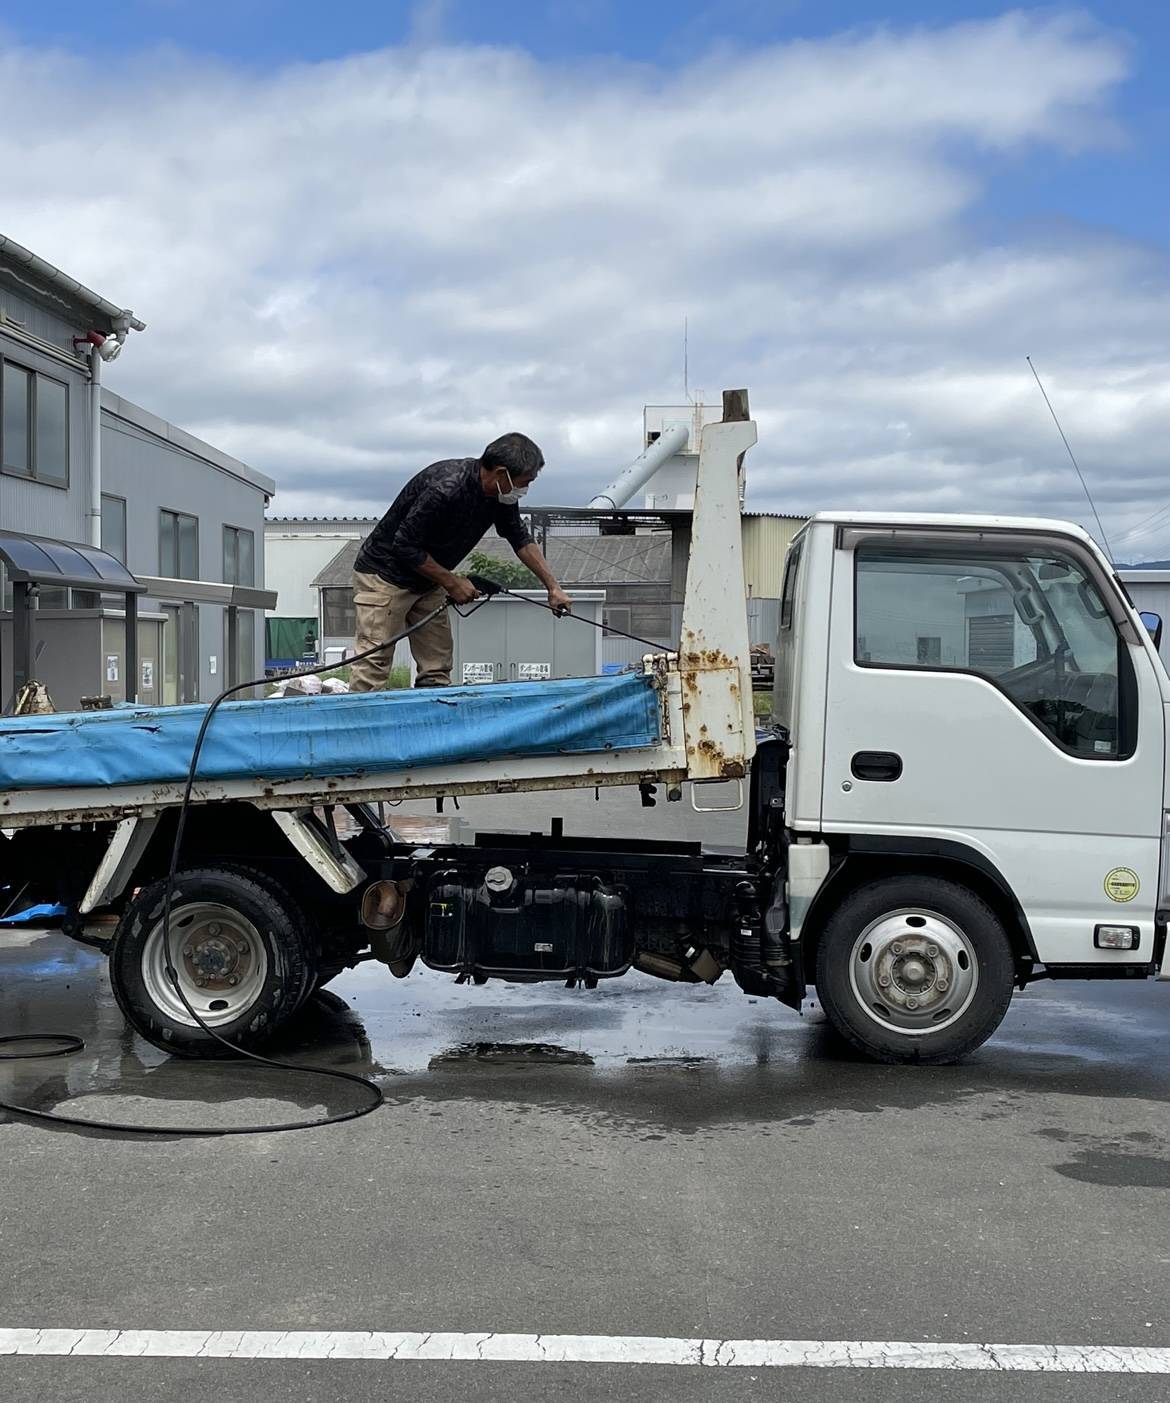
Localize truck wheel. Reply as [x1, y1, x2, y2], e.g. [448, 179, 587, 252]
[814, 876, 1015, 1064]
[110, 866, 318, 1059]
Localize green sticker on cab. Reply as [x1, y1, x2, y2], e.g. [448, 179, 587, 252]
[1104, 868, 1140, 903]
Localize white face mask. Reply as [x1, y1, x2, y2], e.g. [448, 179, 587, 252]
[497, 470, 529, 506]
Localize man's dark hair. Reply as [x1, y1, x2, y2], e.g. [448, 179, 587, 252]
[482, 432, 544, 479]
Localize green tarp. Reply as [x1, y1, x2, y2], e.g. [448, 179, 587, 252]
[266, 617, 317, 661]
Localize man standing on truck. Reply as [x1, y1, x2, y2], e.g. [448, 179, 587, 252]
[349, 432, 573, 691]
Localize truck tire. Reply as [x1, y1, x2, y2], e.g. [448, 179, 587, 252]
[110, 866, 318, 1059]
[814, 875, 1015, 1064]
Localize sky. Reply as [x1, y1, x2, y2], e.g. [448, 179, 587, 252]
[2, 1, 1169, 557]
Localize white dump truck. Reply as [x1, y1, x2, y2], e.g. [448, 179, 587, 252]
[1, 397, 1166, 1063]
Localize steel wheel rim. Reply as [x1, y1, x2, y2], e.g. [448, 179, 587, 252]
[847, 907, 978, 1037]
[142, 902, 269, 1029]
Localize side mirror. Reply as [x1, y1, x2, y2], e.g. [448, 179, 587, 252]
[1140, 611, 1163, 650]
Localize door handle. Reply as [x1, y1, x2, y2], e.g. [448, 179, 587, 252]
[851, 751, 902, 782]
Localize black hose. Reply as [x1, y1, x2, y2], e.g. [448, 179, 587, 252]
[484, 582, 671, 652]
[0, 605, 449, 1137]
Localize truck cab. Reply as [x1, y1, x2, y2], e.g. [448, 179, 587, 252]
[769, 512, 1170, 1060]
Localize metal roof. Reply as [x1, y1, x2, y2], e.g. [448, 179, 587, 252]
[0, 232, 146, 336]
[312, 533, 672, 590]
[266, 516, 378, 525]
[0, 529, 144, 593]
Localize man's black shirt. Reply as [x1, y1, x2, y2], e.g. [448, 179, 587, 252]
[354, 458, 534, 589]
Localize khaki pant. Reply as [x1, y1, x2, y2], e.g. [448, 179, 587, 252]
[349, 570, 453, 691]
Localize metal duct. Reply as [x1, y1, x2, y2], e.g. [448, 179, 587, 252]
[587, 421, 690, 510]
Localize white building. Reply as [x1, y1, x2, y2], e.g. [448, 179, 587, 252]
[264, 516, 374, 664]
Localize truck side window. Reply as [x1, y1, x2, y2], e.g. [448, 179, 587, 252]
[780, 540, 802, 629]
[854, 542, 1133, 760]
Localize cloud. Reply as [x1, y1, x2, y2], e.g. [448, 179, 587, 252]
[1, 11, 1168, 554]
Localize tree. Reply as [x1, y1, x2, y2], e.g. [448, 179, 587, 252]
[464, 550, 539, 590]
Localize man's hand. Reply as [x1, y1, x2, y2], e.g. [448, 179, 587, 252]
[445, 575, 479, 605]
[547, 585, 573, 617]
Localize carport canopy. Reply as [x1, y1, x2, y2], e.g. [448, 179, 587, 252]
[0, 529, 144, 594]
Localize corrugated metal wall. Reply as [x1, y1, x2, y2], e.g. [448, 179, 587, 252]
[747, 597, 781, 649]
[0, 287, 81, 352]
[742, 516, 805, 597]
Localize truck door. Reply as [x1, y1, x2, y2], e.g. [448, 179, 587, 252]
[820, 528, 1166, 968]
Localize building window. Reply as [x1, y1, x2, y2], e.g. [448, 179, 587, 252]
[916, 635, 942, 665]
[780, 540, 803, 629]
[223, 525, 255, 587]
[321, 587, 356, 639]
[36, 377, 68, 485]
[102, 495, 128, 565]
[603, 605, 632, 638]
[629, 602, 673, 640]
[0, 358, 69, 487]
[602, 598, 673, 643]
[160, 509, 198, 579]
[2, 362, 30, 474]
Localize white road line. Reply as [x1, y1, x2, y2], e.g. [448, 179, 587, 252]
[0, 1330, 1167, 1370]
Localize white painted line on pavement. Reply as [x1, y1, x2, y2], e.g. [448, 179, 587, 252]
[0, 1330, 1167, 1370]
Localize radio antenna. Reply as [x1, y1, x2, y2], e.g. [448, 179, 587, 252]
[1027, 356, 1113, 562]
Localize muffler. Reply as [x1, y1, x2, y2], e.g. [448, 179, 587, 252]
[361, 880, 416, 977]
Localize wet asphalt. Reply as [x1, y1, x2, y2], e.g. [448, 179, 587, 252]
[0, 789, 1168, 1402]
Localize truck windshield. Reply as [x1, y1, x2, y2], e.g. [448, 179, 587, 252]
[855, 542, 1131, 759]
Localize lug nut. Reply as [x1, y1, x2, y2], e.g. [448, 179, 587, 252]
[907, 998, 919, 1010]
[237, 943, 249, 957]
[937, 980, 948, 992]
[926, 944, 939, 958]
[878, 974, 891, 987]
[891, 942, 904, 955]
[195, 977, 207, 988]
[182, 946, 193, 958]
[227, 975, 240, 986]
[208, 923, 221, 936]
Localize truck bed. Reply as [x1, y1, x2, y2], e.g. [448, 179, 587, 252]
[0, 665, 693, 828]
[0, 673, 660, 792]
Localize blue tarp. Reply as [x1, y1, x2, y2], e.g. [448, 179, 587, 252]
[0, 673, 661, 794]
[0, 903, 67, 925]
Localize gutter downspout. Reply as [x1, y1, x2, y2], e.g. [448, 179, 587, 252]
[88, 345, 102, 547]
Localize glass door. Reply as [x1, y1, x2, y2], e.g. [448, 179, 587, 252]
[162, 605, 181, 706]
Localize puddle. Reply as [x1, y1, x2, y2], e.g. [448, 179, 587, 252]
[430, 1042, 594, 1067]
[1054, 1149, 1170, 1189]
[4, 927, 1170, 1142]
[1035, 1127, 1170, 1189]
